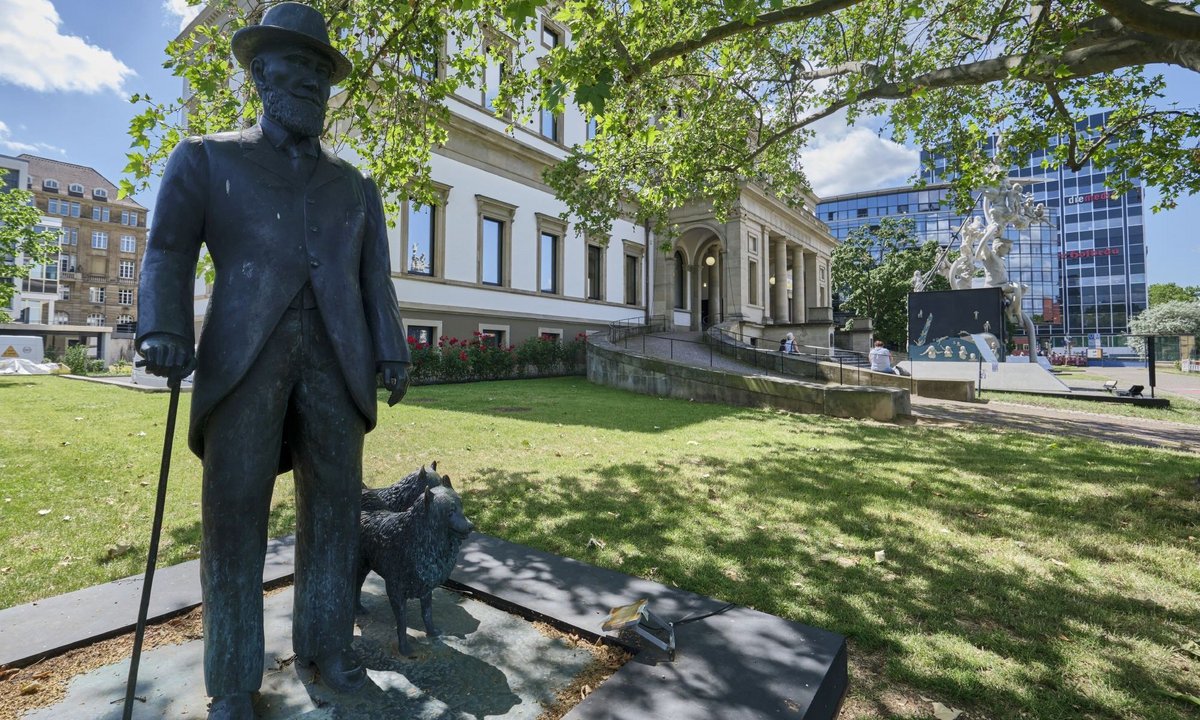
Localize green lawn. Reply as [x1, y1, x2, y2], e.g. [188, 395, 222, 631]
[988, 390, 1200, 426]
[2, 376, 1198, 719]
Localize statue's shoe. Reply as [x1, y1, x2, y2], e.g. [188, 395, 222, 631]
[208, 693, 254, 720]
[296, 648, 367, 693]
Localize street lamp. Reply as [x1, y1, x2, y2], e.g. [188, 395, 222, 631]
[705, 255, 716, 266]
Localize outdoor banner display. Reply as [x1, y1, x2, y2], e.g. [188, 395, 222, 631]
[908, 287, 1006, 362]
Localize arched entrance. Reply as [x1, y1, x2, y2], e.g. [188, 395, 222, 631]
[672, 225, 724, 331]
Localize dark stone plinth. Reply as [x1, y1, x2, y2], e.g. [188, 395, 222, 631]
[0, 534, 848, 720]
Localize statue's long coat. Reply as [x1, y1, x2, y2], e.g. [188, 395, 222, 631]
[136, 124, 408, 468]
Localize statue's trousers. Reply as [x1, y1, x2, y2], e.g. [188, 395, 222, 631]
[199, 293, 364, 696]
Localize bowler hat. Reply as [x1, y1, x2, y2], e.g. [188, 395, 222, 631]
[232, 2, 352, 84]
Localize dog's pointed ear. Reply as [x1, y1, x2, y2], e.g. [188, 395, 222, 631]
[419, 466, 428, 481]
[442, 475, 453, 490]
[431, 460, 438, 472]
[424, 486, 433, 511]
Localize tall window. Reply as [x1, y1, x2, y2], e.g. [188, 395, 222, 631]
[406, 203, 435, 275]
[59, 285, 70, 301]
[481, 37, 507, 112]
[117, 314, 134, 327]
[91, 231, 108, 249]
[120, 235, 136, 253]
[674, 252, 687, 309]
[70, 202, 80, 218]
[540, 97, 561, 142]
[481, 217, 504, 285]
[624, 253, 640, 305]
[118, 288, 134, 305]
[587, 244, 603, 300]
[59, 254, 76, 272]
[54, 311, 68, 325]
[119, 260, 135, 279]
[48, 198, 59, 214]
[61, 227, 77, 245]
[585, 117, 597, 140]
[87, 313, 105, 326]
[88, 287, 105, 303]
[539, 231, 558, 293]
[748, 259, 759, 305]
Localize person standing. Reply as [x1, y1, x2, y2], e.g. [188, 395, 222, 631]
[136, 4, 409, 718]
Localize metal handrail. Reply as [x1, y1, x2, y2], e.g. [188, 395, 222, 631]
[707, 325, 916, 392]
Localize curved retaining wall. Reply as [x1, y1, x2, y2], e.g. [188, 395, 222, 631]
[707, 335, 976, 402]
[587, 341, 911, 422]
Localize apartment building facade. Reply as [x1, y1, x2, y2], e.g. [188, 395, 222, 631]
[184, 4, 838, 348]
[10, 154, 148, 360]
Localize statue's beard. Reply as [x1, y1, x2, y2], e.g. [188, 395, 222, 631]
[260, 84, 325, 139]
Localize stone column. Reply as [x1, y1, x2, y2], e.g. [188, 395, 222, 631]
[772, 237, 788, 323]
[689, 264, 702, 330]
[790, 245, 805, 324]
[761, 233, 772, 323]
[710, 256, 722, 324]
[804, 252, 818, 309]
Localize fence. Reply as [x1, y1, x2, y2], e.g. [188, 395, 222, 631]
[602, 316, 918, 393]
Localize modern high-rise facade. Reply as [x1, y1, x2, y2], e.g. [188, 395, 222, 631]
[818, 112, 1148, 350]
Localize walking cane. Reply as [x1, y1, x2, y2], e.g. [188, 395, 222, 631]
[121, 370, 183, 719]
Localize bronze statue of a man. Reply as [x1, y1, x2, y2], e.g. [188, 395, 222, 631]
[136, 4, 409, 718]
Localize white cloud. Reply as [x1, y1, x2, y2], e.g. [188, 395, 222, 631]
[0, 120, 66, 156]
[0, 0, 135, 94]
[163, 0, 202, 31]
[801, 109, 919, 199]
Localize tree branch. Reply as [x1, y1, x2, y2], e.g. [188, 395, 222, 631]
[627, 0, 868, 80]
[1045, 84, 1083, 170]
[747, 31, 1199, 164]
[1093, 0, 1200, 42]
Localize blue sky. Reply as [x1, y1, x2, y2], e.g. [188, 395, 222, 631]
[1, 0, 1197, 286]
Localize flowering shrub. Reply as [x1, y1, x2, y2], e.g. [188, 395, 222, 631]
[406, 338, 440, 381]
[466, 332, 516, 380]
[398, 332, 589, 384]
[515, 336, 561, 375]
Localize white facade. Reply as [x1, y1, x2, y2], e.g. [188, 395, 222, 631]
[187, 5, 837, 346]
[1, 154, 63, 326]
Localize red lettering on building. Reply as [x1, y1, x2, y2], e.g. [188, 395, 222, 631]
[1057, 247, 1121, 260]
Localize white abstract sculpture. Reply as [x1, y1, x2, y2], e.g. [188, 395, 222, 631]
[915, 178, 1048, 354]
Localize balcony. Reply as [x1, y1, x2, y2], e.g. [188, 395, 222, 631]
[84, 273, 108, 283]
[59, 271, 79, 281]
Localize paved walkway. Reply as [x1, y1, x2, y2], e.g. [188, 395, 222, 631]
[1057, 364, 1200, 400]
[617, 331, 1198, 453]
[908, 395, 1198, 453]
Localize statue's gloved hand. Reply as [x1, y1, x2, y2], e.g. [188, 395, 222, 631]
[138, 333, 196, 379]
[380, 361, 411, 407]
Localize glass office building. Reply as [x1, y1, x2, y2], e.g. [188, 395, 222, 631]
[818, 112, 1148, 350]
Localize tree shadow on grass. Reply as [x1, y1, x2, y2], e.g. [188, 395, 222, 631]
[381, 378, 751, 433]
[459, 421, 1200, 720]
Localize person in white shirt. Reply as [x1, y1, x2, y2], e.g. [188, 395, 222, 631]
[869, 339, 900, 374]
